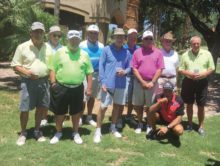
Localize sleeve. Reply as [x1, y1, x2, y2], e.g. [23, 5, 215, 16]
[99, 47, 107, 86]
[131, 50, 138, 69]
[175, 96, 185, 116]
[11, 45, 23, 67]
[85, 53, 94, 75]
[49, 51, 60, 72]
[125, 50, 131, 74]
[157, 51, 165, 70]
[207, 52, 215, 70]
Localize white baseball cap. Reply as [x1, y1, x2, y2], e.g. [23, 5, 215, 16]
[127, 28, 138, 35]
[67, 30, 81, 39]
[49, 26, 61, 34]
[87, 25, 99, 32]
[31, 22, 45, 32]
[142, 30, 153, 39]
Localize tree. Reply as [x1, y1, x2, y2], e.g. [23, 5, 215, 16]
[158, 0, 220, 65]
[0, 0, 57, 61]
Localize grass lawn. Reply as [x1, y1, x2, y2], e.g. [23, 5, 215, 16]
[0, 90, 220, 166]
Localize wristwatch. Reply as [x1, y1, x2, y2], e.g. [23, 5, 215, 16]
[167, 125, 171, 129]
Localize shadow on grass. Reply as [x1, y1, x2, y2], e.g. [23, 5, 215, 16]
[182, 121, 199, 132]
[205, 158, 220, 166]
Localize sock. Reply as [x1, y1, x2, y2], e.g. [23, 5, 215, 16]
[34, 130, 39, 133]
[96, 128, 101, 134]
[72, 132, 78, 137]
[87, 115, 92, 120]
[56, 132, 62, 138]
[111, 124, 116, 130]
[21, 131, 27, 136]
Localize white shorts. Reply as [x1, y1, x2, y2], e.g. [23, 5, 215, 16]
[100, 88, 126, 107]
[83, 72, 101, 102]
[132, 79, 156, 106]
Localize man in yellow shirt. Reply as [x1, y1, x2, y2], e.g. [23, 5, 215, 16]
[179, 36, 215, 136]
[49, 30, 93, 144]
[11, 22, 52, 146]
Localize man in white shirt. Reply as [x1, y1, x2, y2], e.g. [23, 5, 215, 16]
[154, 31, 179, 95]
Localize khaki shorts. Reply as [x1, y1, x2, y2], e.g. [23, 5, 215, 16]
[132, 79, 156, 106]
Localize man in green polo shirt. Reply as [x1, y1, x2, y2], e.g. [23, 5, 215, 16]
[179, 36, 215, 136]
[49, 30, 94, 144]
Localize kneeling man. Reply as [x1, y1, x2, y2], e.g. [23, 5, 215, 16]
[147, 81, 184, 140]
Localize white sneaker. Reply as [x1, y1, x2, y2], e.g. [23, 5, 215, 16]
[146, 124, 152, 135]
[110, 128, 122, 138]
[50, 132, 62, 144]
[86, 119, 97, 127]
[93, 132, 102, 143]
[34, 131, 46, 142]
[116, 118, 123, 129]
[78, 118, 83, 127]
[40, 119, 47, 128]
[73, 133, 83, 144]
[135, 123, 143, 134]
[16, 134, 27, 146]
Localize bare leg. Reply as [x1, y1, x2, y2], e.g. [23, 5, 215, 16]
[72, 112, 81, 132]
[198, 105, 205, 128]
[127, 100, 133, 115]
[134, 105, 144, 123]
[35, 107, 47, 130]
[20, 112, 29, 132]
[42, 110, 48, 120]
[55, 115, 65, 132]
[112, 104, 123, 124]
[96, 106, 107, 128]
[87, 97, 95, 116]
[186, 104, 193, 126]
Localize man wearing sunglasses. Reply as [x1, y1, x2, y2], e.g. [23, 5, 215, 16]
[131, 30, 164, 134]
[40, 25, 63, 128]
[79, 25, 104, 127]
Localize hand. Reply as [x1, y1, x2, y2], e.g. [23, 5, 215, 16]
[194, 73, 204, 80]
[116, 70, 126, 77]
[140, 80, 148, 89]
[147, 81, 154, 89]
[86, 88, 92, 96]
[174, 86, 178, 92]
[159, 97, 168, 104]
[157, 126, 169, 136]
[102, 85, 107, 92]
[27, 71, 38, 80]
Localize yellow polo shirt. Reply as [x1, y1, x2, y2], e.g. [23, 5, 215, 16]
[179, 49, 215, 78]
[11, 40, 53, 78]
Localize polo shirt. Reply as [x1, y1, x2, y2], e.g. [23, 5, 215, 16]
[80, 40, 104, 71]
[179, 49, 215, 78]
[123, 44, 140, 76]
[154, 93, 184, 122]
[131, 46, 165, 80]
[161, 48, 179, 76]
[47, 41, 63, 55]
[99, 44, 131, 89]
[49, 46, 94, 85]
[11, 39, 53, 78]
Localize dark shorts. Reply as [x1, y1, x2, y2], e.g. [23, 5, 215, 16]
[156, 112, 169, 125]
[181, 77, 208, 106]
[50, 83, 84, 115]
[19, 77, 50, 111]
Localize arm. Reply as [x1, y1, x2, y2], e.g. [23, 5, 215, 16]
[50, 70, 56, 87]
[194, 69, 214, 80]
[85, 74, 92, 95]
[149, 97, 168, 113]
[99, 48, 107, 92]
[147, 69, 162, 89]
[14, 66, 38, 80]
[157, 116, 182, 135]
[132, 68, 148, 89]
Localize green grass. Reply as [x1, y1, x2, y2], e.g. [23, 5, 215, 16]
[0, 90, 220, 166]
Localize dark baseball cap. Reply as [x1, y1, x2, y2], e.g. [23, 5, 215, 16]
[163, 81, 174, 91]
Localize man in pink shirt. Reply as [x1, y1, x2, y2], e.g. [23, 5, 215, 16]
[131, 30, 165, 134]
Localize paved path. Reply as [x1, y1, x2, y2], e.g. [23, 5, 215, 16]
[0, 62, 219, 117]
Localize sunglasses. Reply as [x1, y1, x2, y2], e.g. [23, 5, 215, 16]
[53, 34, 62, 38]
[144, 38, 153, 41]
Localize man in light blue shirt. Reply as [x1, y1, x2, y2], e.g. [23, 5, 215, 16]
[93, 28, 131, 143]
[79, 25, 104, 127]
[40, 25, 63, 128]
[116, 28, 140, 128]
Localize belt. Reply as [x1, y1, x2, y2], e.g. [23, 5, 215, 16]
[58, 82, 81, 88]
[160, 75, 176, 78]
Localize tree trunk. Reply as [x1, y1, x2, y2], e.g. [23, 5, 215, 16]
[182, 15, 191, 49]
[54, 0, 60, 24]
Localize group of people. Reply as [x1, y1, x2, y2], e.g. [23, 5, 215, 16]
[11, 21, 215, 146]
